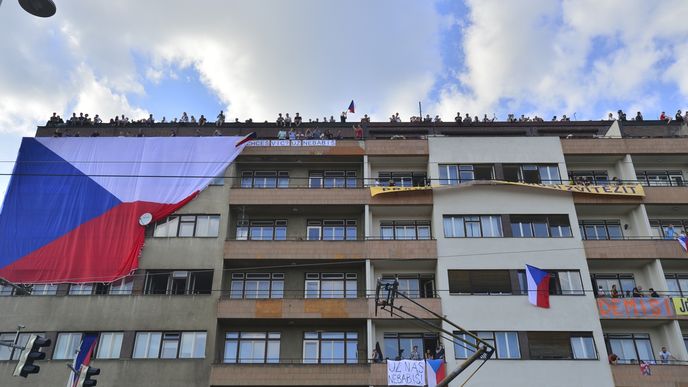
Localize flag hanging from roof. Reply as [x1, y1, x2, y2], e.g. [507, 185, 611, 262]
[68, 333, 98, 387]
[348, 100, 355, 114]
[526, 264, 550, 308]
[0, 136, 247, 284]
[425, 359, 446, 387]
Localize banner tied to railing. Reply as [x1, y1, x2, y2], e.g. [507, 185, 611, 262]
[387, 360, 426, 386]
[370, 181, 645, 197]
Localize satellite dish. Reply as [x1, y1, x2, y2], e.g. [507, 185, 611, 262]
[18, 0, 56, 17]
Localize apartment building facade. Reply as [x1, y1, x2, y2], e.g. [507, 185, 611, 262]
[0, 120, 687, 386]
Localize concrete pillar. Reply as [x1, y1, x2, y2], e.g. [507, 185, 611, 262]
[615, 154, 637, 182]
[363, 155, 370, 186]
[366, 259, 373, 297]
[626, 204, 652, 238]
[644, 259, 669, 296]
[367, 318, 374, 364]
[663, 321, 688, 361]
[365, 204, 372, 239]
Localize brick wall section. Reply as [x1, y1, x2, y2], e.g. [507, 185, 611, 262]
[364, 140, 428, 156]
[584, 240, 686, 259]
[224, 240, 437, 260]
[217, 298, 369, 319]
[216, 298, 442, 320]
[612, 364, 688, 387]
[561, 138, 688, 155]
[227, 188, 433, 206]
[210, 364, 379, 386]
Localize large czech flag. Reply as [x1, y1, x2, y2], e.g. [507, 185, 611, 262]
[426, 359, 446, 387]
[526, 264, 550, 308]
[0, 137, 247, 284]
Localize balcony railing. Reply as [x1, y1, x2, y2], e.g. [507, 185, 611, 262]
[210, 362, 388, 386]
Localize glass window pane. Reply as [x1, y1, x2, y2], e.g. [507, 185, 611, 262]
[224, 340, 238, 363]
[571, 336, 595, 359]
[346, 340, 358, 364]
[303, 341, 318, 364]
[267, 340, 280, 364]
[97, 332, 123, 359]
[495, 332, 520, 359]
[161, 339, 179, 359]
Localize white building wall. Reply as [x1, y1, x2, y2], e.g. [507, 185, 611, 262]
[429, 137, 615, 387]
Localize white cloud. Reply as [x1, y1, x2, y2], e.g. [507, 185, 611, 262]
[433, 0, 688, 120]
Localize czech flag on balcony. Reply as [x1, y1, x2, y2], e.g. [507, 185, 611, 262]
[425, 359, 446, 387]
[640, 361, 652, 376]
[348, 100, 355, 114]
[68, 333, 98, 387]
[678, 234, 688, 252]
[0, 136, 248, 284]
[526, 264, 550, 308]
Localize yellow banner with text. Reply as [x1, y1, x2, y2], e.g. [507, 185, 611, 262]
[369, 181, 645, 197]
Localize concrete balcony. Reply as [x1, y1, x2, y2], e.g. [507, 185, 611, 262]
[611, 364, 688, 387]
[217, 298, 369, 319]
[583, 240, 687, 260]
[227, 187, 432, 206]
[210, 363, 386, 386]
[572, 186, 688, 205]
[0, 294, 215, 332]
[216, 297, 442, 320]
[562, 137, 688, 155]
[224, 240, 437, 260]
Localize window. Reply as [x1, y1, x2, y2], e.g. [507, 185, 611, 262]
[649, 219, 688, 239]
[568, 170, 609, 185]
[454, 331, 520, 359]
[309, 170, 357, 188]
[665, 274, 688, 297]
[223, 332, 280, 364]
[133, 331, 206, 359]
[443, 215, 502, 238]
[150, 215, 220, 237]
[579, 220, 623, 240]
[448, 270, 512, 295]
[307, 220, 357, 240]
[27, 284, 58, 295]
[54, 333, 82, 360]
[108, 278, 134, 295]
[305, 273, 358, 298]
[304, 332, 358, 364]
[69, 283, 94, 295]
[383, 333, 437, 360]
[236, 220, 287, 241]
[517, 270, 584, 296]
[380, 221, 431, 240]
[0, 332, 46, 360]
[143, 270, 213, 295]
[636, 170, 684, 187]
[605, 334, 653, 364]
[96, 332, 123, 359]
[230, 273, 284, 299]
[571, 335, 597, 359]
[510, 215, 571, 238]
[503, 164, 561, 185]
[380, 275, 435, 298]
[438, 164, 494, 185]
[241, 171, 289, 188]
[378, 171, 428, 187]
[591, 274, 636, 297]
[528, 332, 596, 360]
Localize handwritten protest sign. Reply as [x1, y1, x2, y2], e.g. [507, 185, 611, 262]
[387, 359, 426, 386]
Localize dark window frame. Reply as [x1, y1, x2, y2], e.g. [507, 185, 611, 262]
[380, 220, 432, 240]
[148, 214, 221, 238]
[223, 331, 281, 364]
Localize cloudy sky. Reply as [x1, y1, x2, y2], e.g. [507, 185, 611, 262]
[0, 0, 687, 195]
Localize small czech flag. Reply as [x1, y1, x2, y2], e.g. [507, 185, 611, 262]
[348, 100, 355, 114]
[640, 361, 652, 376]
[678, 234, 687, 252]
[426, 359, 446, 387]
[526, 264, 550, 308]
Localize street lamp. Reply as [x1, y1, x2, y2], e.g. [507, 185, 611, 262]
[18, 0, 56, 17]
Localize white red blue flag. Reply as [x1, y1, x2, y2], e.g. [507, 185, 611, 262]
[526, 264, 550, 308]
[0, 137, 247, 284]
[348, 100, 355, 113]
[68, 333, 98, 387]
[678, 234, 687, 252]
[425, 359, 446, 387]
[640, 361, 651, 376]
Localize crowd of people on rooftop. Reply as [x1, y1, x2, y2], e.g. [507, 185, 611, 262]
[45, 107, 688, 134]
